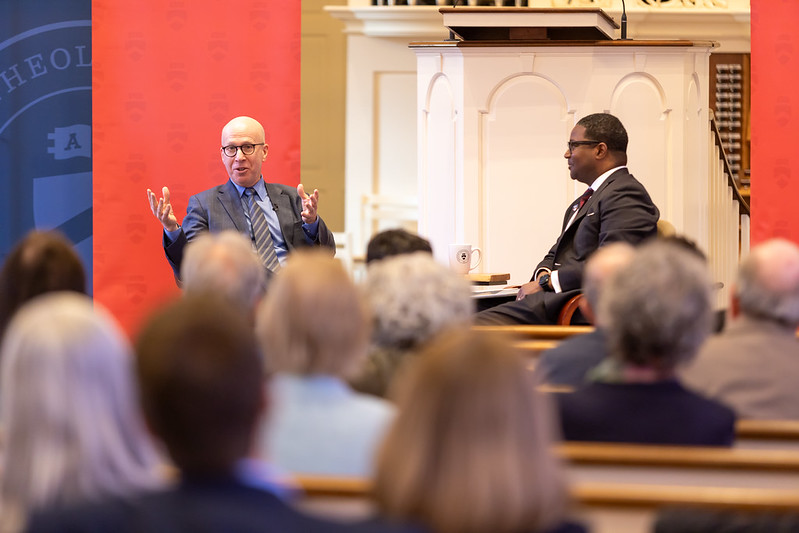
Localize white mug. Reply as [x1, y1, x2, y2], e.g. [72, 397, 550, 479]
[448, 244, 482, 275]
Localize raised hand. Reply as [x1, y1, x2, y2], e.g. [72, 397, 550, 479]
[146, 186, 179, 232]
[297, 183, 319, 224]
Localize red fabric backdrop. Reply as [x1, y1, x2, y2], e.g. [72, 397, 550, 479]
[92, 1, 300, 335]
[750, 0, 799, 246]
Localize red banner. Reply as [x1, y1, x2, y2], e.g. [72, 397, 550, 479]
[92, 1, 300, 335]
[750, 0, 799, 246]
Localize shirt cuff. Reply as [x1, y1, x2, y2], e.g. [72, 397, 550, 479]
[302, 218, 320, 240]
[164, 226, 182, 244]
[550, 270, 563, 293]
[534, 267, 551, 282]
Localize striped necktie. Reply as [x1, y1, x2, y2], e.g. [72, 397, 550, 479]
[242, 188, 281, 273]
[578, 187, 593, 210]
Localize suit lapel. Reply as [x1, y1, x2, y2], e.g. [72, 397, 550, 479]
[217, 180, 249, 233]
[264, 182, 297, 247]
[558, 168, 629, 241]
[566, 168, 629, 230]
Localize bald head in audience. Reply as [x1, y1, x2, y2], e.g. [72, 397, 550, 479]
[733, 238, 799, 328]
[579, 242, 635, 324]
[681, 238, 799, 420]
[181, 230, 267, 320]
[536, 242, 634, 386]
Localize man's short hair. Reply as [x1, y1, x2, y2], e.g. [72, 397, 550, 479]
[600, 241, 712, 371]
[181, 230, 267, 312]
[577, 113, 628, 153]
[735, 238, 799, 327]
[366, 229, 432, 264]
[135, 294, 264, 475]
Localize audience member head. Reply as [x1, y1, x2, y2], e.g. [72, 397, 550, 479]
[181, 230, 267, 317]
[365, 229, 432, 264]
[0, 293, 160, 532]
[374, 329, 569, 533]
[0, 230, 86, 342]
[135, 294, 264, 476]
[364, 252, 474, 352]
[580, 243, 635, 323]
[734, 238, 799, 328]
[600, 240, 713, 376]
[657, 233, 707, 262]
[257, 249, 370, 378]
[576, 113, 629, 154]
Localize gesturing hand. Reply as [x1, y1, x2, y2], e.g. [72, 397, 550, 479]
[297, 183, 319, 224]
[146, 186, 179, 232]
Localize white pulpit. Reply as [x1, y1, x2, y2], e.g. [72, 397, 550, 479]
[412, 14, 716, 282]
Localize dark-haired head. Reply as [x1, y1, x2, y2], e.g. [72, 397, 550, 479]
[0, 230, 86, 342]
[576, 113, 628, 153]
[366, 229, 432, 264]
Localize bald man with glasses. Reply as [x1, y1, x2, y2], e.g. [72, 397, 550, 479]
[147, 116, 335, 283]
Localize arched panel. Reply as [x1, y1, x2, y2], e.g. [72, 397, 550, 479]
[611, 73, 670, 219]
[480, 74, 571, 281]
[421, 73, 457, 264]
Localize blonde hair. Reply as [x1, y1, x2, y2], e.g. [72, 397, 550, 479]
[0, 293, 162, 533]
[373, 329, 569, 533]
[256, 250, 370, 377]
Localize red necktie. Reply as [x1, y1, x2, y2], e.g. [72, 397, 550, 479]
[578, 188, 593, 210]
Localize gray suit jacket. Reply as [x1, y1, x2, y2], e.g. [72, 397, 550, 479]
[163, 180, 335, 280]
[681, 315, 799, 419]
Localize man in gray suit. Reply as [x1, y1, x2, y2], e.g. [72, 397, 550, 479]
[147, 116, 335, 282]
[681, 238, 799, 419]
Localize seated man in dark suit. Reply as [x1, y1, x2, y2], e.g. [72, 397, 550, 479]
[556, 240, 736, 446]
[24, 295, 412, 533]
[475, 113, 659, 325]
[146, 116, 335, 282]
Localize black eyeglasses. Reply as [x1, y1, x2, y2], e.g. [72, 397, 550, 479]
[567, 140, 602, 152]
[221, 143, 265, 157]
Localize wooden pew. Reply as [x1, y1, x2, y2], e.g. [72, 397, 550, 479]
[736, 419, 799, 450]
[294, 476, 799, 533]
[559, 442, 799, 490]
[473, 324, 594, 339]
[472, 325, 593, 364]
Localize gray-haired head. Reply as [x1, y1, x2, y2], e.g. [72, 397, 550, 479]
[735, 238, 799, 328]
[364, 252, 474, 351]
[0, 293, 161, 530]
[181, 230, 267, 314]
[599, 240, 713, 372]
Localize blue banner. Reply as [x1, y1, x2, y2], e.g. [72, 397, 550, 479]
[0, 1, 92, 290]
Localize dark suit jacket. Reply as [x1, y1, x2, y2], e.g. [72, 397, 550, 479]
[556, 380, 736, 446]
[164, 180, 335, 279]
[476, 168, 659, 324]
[655, 507, 799, 533]
[536, 328, 608, 387]
[24, 477, 422, 533]
[536, 168, 659, 291]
